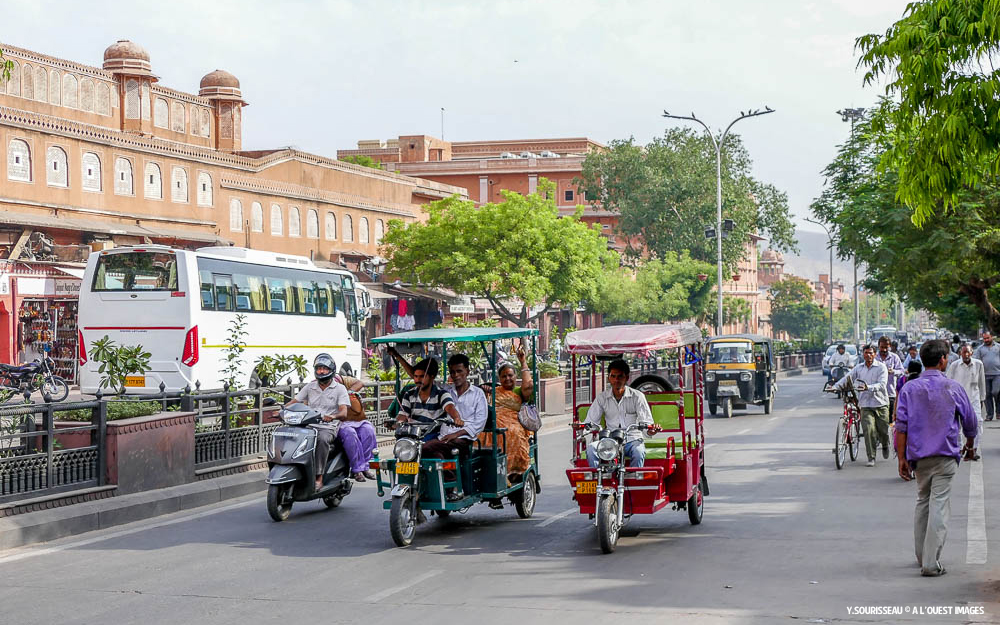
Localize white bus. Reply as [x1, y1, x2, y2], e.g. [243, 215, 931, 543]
[78, 245, 367, 394]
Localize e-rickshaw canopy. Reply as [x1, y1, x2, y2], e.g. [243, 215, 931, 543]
[371, 327, 538, 344]
[565, 323, 702, 356]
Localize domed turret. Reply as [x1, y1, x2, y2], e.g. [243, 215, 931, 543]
[102, 40, 155, 77]
[199, 69, 246, 104]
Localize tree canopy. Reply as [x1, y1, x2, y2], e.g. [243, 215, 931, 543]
[339, 155, 382, 170]
[857, 1, 1000, 224]
[380, 182, 614, 326]
[576, 129, 797, 274]
[811, 111, 1000, 334]
[589, 252, 715, 324]
[769, 277, 826, 341]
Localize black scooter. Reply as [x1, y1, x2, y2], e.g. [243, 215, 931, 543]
[265, 401, 354, 521]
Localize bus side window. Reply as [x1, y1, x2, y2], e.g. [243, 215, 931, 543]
[214, 275, 234, 312]
[297, 280, 320, 315]
[328, 279, 344, 314]
[316, 282, 331, 315]
[232, 273, 258, 311]
[199, 270, 215, 310]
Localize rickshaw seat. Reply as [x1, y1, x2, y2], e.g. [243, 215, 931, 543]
[646, 403, 696, 460]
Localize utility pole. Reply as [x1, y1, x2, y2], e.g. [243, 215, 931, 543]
[663, 106, 775, 335]
[838, 107, 865, 345]
[806, 218, 834, 344]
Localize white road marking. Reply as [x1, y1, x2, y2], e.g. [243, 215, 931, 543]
[768, 417, 778, 422]
[0, 498, 257, 565]
[966, 450, 987, 564]
[364, 569, 443, 602]
[538, 507, 576, 527]
[737, 428, 751, 435]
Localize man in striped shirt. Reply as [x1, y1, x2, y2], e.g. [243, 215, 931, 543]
[584, 359, 654, 467]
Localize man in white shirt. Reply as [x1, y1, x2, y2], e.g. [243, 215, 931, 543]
[835, 345, 890, 466]
[946, 344, 985, 460]
[827, 344, 852, 386]
[584, 359, 654, 467]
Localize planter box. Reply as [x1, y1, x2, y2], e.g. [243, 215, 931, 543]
[539, 376, 566, 415]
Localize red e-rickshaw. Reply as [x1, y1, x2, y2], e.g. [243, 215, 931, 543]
[564, 323, 709, 553]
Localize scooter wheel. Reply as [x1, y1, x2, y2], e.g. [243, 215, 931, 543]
[390, 494, 416, 547]
[266, 484, 293, 522]
[597, 494, 620, 554]
[322, 494, 343, 508]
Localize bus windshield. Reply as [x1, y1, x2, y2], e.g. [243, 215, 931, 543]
[708, 341, 753, 364]
[92, 251, 178, 291]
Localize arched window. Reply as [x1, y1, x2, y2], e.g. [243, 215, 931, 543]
[359, 217, 370, 244]
[6, 60, 19, 96]
[171, 167, 188, 203]
[124, 79, 139, 119]
[288, 207, 301, 237]
[200, 109, 210, 136]
[229, 199, 243, 232]
[325, 212, 336, 240]
[48, 69, 60, 105]
[114, 157, 133, 195]
[144, 162, 162, 199]
[375, 219, 385, 245]
[97, 82, 111, 115]
[154, 97, 168, 128]
[81, 152, 101, 192]
[306, 209, 319, 238]
[196, 172, 213, 206]
[343, 214, 354, 243]
[46, 146, 68, 187]
[7, 139, 31, 181]
[270, 204, 283, 235]
[171, 101, 185, 132]
[62, 74, 78, 108]
[21, 64, 32, 100]
[219, 102, 233, 139]
[141, 81, 150, 120]
[80, 77, 94, 112]
[34, 66, 46, 102]
[250, 202, 263, 232]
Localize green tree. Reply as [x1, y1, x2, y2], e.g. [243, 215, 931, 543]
[811, 112, 1000, 334]
[0, 50, 12, 84]
[340, 154, 382, 169]
[710, 296, 752, 329]
[576, 129, 797, 273]
[590, 253, 715, 323]
[89, 336, 152, 395]
[381, 181, 614, 326]
[857, 1, 1000, 224]
[769, 277, 825, 340]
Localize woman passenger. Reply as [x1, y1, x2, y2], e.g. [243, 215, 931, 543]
[479, 343, 535, 478]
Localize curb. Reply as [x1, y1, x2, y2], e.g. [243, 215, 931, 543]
[0, 470, 266, 551]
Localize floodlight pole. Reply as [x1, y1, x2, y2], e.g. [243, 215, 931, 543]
[662, 107, 775, 335]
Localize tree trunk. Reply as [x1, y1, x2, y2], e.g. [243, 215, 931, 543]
[959, 282, 1000, 335]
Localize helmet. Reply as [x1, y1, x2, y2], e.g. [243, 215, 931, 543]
[339, 362, 354, 377]
[313, 353, 336, 383]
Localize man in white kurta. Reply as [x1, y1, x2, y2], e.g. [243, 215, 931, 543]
[946, 344, 986, 460]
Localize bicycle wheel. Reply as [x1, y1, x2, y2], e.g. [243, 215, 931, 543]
[848, 417, 860, 461]
[834, 417, 848, 470]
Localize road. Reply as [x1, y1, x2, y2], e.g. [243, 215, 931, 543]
[0, 372, 996, 624]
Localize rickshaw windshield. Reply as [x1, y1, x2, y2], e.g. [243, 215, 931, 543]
[707, 341, 753, 364]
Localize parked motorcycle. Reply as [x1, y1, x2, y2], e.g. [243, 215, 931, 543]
[265, 401, 355, 521]
[0, 357, 69, 403]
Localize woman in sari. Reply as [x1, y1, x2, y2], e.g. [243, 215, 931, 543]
[479, 344, 535, 476]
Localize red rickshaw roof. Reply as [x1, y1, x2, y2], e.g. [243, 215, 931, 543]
[565, 323, 703, 356]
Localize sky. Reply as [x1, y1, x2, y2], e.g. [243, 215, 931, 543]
[4, 0, 910, 237]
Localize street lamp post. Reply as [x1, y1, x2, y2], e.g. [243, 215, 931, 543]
[837, 107, 865, 345]
[663, 106, 775, 336]
[806, 218, 835, 344]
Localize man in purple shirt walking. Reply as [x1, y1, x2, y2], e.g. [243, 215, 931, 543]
[895, 340, 978, 577]
[877, 336, 905, 421]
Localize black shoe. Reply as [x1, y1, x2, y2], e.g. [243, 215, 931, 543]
[921, 566, 947, 577]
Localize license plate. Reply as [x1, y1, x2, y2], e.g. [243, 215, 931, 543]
[124, 375, 146, 388]
[719, 380, 738, 386]
[396, 462, 419, 475]
[577, 481, 597, 494]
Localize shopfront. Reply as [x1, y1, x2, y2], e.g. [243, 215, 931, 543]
[0, 263, 83, 383]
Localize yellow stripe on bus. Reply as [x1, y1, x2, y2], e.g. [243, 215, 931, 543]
[201, 344, 349, 349]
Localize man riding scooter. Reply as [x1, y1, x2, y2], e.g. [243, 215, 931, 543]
[288, 354, 350, 490]
[826, 344, 852, 390]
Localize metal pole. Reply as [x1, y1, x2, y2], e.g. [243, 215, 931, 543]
[853, 258, 860, 345]
[806, 218, 835, 344]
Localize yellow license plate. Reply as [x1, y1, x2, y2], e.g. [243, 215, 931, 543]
[124, 375, 146, 388]
[396, 462, 419, 475]
[719, 380, 738, 386]
[577, 481, 597, 494]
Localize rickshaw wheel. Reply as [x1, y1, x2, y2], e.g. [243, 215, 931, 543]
[687, 482, 704, 525]
[722, 398, 733, 419]
[390, 494, 417, 547]
[513, 472, 537, 518]
[597, 495, 620, 554]
[763, 398, 772, 414]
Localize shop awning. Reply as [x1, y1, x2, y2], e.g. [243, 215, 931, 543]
[54, 266, 85, 279]
[362, 286, 396, 300]
[0, 211, 229, 245]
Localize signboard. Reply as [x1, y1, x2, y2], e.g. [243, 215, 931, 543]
[11, 276, 82, 297]
[449, 304, 475, 314]
[55, 279, 81, 296]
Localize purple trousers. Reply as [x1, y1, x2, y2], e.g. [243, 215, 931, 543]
[338, 421, 377, 473]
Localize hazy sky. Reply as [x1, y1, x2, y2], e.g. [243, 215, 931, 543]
[5, 0, 909, 238]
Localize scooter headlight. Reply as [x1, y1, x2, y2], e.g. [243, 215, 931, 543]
[394, 438, 419, 462]
[596, 438, 619, 462]
[291, 437, 312, 459]
[740, 371, 752, 382]
[705, 372, 715, 382]
[282, 411, 304, 425]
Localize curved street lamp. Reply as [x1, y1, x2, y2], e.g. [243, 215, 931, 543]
[662, 107, 775, 335]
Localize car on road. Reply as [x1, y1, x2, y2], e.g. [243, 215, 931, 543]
[822, 343, 858, 376]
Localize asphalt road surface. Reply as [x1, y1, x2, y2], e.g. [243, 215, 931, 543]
[0, 372, 997, 624]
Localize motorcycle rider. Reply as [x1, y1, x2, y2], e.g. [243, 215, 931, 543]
[827, 344, 851, 387]
[287, 354, 350, 491]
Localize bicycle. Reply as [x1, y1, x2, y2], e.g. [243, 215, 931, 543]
[825, 377, 862, 469]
